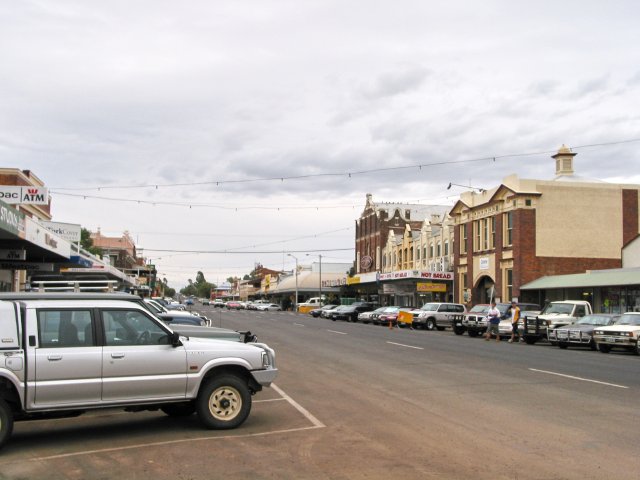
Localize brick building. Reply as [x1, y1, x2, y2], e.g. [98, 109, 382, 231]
[450, 146, 639, 306]
[355, 194, 449, 274]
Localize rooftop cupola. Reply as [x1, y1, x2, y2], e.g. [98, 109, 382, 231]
[552, 144, 576, 176]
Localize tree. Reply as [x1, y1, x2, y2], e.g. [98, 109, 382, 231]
[80, 228, 102, 256]
[181, 271, 214, 299]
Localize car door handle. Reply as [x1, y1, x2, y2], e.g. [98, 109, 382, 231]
[111, 353, 125, 359]
[47, 355, 63, 361]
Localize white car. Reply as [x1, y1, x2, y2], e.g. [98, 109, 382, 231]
[255, 303, 282, 312]
[593, 312, 640, 354]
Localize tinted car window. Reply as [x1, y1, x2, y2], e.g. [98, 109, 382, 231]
[103, 310, 169, 346]
[38, 310, 93, 348]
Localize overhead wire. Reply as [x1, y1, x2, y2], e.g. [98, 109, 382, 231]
[50, 137, 640, 192]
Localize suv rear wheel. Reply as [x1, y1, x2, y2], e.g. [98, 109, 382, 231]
[197, 375, 251, 429]
[0, 398, 14, 450]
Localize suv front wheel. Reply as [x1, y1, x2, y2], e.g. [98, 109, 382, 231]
[425, 318, 436, 331]
[197, 375, 252, 429]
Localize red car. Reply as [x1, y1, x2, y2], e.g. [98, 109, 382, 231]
[226, 301, 242, 310]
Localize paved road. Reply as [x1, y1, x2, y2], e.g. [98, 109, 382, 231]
[1, 307, 638, 479]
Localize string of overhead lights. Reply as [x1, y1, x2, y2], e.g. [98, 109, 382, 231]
[50, 138, 640, 192]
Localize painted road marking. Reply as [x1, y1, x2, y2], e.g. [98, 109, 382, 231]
[327, 330, 348, 335]
[5, 384, 324, 463]
[293, 323, 305, 327]
[386, 341, 424, 350]
[529, 368, 629, 389]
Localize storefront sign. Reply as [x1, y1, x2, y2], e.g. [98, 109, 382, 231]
[347, 272, 379, 285]
[24, 217, 71, 258]
[379, 269, 453, 281]
[0, 200, 25, 237]
[322, 278, 347, 287]
[0, 262, 54, 272]
[41, 221, 81, 243]
[417, 282, 447, 293]
[0, 186, 49, 205]
[479, 257, 490, 270]
[0, 249, 26, 261]
[360, 255, 373, 270]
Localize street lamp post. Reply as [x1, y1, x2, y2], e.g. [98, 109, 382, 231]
[306, 253, 322, 303]
[287, 253, 298, 313]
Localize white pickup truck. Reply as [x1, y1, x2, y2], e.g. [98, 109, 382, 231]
[522, 300, 593, 345]
[0, 294, 277, 450]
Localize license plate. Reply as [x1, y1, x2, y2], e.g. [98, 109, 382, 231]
[456, 322, 462, 326]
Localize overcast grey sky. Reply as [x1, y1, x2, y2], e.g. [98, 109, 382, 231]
[1, 1, 639, 288]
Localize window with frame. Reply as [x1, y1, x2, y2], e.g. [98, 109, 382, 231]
[505, 268, 513, 302]
[490, 217, 496, 249]
[481, 218, 489, 250]
[444, 240, 449, 256]
[38, 310, 94, 348]
[473, 220, 481, 252]
[102, 309, 169, 346]
[429, 244, 434, 258]
[436, 242, 441, 257]
[460, 224, 468, 254]
[504, 212, 513, 246]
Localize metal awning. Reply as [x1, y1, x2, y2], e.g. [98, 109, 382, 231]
[520, 268, 640, 290]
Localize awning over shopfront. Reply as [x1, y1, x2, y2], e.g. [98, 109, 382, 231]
[521, 268, 640, 290]
[269, 271, 345, 295]
[0, 201, 71, 267]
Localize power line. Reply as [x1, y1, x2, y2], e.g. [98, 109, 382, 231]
[143, 247, 354, 254]
[50, 138, 640, 191]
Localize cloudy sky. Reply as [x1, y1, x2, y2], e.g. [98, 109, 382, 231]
[1, 1, 639, 288]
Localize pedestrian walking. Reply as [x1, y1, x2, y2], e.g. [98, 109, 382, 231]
[508, 301, 521, 343]
[484, 300, 501, 342]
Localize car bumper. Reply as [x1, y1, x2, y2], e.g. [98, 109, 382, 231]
[593, 336, 637, 347]
[251, 367, 278, 387]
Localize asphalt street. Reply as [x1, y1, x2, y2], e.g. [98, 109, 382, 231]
[1, 307, 638, 480]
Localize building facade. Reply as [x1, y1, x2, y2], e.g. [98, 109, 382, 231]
[450, 146, 639, 306]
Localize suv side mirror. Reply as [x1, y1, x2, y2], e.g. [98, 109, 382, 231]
[170, 332, 182, 347]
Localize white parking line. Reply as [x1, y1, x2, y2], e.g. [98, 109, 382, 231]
[293, 323, 305, 327]
[271, 383, 325, 428]
[529, 368, 629, 389]
[386, 341, 424, 350]
[327, 330, 348, 335]
[9, 384, 324, 463]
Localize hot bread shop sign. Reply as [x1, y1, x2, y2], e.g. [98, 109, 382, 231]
[378, 270, 453, 281]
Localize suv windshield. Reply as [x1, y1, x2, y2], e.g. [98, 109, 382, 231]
[420, 303, 439, 311]
[541, 303, 574, 315]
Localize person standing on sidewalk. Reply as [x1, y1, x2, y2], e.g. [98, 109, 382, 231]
[484, 300, 501, 342]
[508, 301, 521, 343]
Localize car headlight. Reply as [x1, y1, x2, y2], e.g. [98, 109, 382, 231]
[594, 330, 603, 335]
[261, 351, 272, 368]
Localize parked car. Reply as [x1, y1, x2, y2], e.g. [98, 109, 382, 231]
[547, 313, 620, 349]
[414, 302, 466, 330]
[329, 302, 377, 322]
[310, 304, 338, 318]
[226, 301, 242, 310]
[460, 304, 491, 337]
[255, 303, 282, 312]
[212, 300, 225, 308]
[593, 312, 640, 354]
[157, 312, 207, 327]
[0, 293, 278, 449]
[523, 300, 592, 345]
[464, 303, 540, 338]
[321, 305, 340, 318]
[372, 306, 400, 325]
[380, 307, 419, 327]
[201, 299, 210, 305]
[358, 306, 388, 324]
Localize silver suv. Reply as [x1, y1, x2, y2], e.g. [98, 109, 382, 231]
[0, 294, 277, 450]
[414, 302, 467, 330]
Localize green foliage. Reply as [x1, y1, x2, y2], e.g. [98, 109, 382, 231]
[80, 228, 102, 256]
[180, 271, 214, 299]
